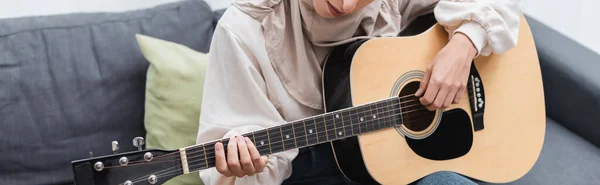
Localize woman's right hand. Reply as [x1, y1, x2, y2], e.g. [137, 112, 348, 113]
[214, 136, 269, 178]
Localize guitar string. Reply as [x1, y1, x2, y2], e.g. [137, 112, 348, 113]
[104, 97, 426, 168]
[112, 91, 479, 183]
[124, 94, 479, 184]
[123, 112, 408, 184]
[107, 90, 478, 168]
[172, 111, 437, 166]
[108, 96, 414, 166]
[105, 102, 412, 171]
[117, 85, 479, 166]
[107, 87, 479, 169]
[127, 117, 402, 185]
[127, 111, 453, 185]
[105, 104, 438, 183]
[113, 107, 439, 171]
[175, 94, 469, 159]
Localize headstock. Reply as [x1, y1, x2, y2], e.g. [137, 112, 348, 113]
[72, 137, 184, 185]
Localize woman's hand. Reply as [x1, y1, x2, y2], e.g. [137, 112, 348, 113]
[415, 33, 478, 111]
[214, 136, 269, 178]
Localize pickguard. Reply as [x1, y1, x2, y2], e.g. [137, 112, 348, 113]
[405, 109, 473, 160]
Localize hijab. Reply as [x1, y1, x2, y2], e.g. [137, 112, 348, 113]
[232, 0, 408, 110]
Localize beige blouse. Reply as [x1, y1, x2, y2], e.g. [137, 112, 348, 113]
[196, 1, 523, 185]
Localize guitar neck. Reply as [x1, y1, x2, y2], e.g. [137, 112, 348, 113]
[180, 97, 403, 172]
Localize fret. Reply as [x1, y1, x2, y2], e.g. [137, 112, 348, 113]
[252, 130, 270, 155]
[185, 147, 199, 172]
[371, 102, 378, 131]
[332, 112, 344, 139]
[305, 118, 319, 145]
[208, 143, 217, 167]
[341, 110, 352, 137]
[324, 113, 337, 140]
[280, 123, 295, 150]
[382, 98, 391, 128]
[351, 105, 360, 135]
[369, 103, 377, 132]
[268, 126, 284, 153]
[333, 112, 340, 139]
[360, 105, 371, 133]
[392, 98, 402, 126]
[314, 116, 328, 143]
[202, 144, 209, 169]
[293, 121, 307, 148]
[390, 98, 399, 127]
[357, 103, 366, 134]
[398, 98, 404, 124]
[189, 142, 216, 172]
[251, 132, 257, 146]
[374, 100, 382, 131]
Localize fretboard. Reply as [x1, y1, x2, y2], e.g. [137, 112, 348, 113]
[181, 97, 403, 172]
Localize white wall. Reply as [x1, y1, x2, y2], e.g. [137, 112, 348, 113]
[524, 0, 600, 54]
[0, 0, 598, 53]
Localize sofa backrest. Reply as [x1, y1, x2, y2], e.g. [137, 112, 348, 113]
[0, 1, 220, 184]
[525, 16, 600, 147]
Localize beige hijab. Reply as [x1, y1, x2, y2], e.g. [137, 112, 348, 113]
[233, 0, 410, 110]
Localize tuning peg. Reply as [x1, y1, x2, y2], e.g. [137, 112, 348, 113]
[133, 137, 145, 151]
[112, 141, 119, 154]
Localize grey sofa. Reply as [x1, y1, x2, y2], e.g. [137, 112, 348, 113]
[0, 0, 598, 184]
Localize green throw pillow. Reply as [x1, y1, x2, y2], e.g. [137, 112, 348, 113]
[136, 34, 207, 185]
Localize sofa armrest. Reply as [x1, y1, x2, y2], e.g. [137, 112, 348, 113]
[525, 15, 600, 147]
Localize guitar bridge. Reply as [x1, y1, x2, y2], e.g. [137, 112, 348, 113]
[468, 63, 486, 131]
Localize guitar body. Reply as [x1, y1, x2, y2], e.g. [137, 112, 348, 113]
[322, 15, 545, 185]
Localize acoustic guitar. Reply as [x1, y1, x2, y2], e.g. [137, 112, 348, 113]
[71, 14, 545, 185]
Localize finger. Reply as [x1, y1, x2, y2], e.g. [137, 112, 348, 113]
[214, 142, 232, 177]
[420, 77, 440, 108]
[245, 137, 264, 172]
[255, 156, 269, 173]
[443, 83, 460, 108]
[416, 64, 433, 97]
[237, 137, 255, 176]
[227, 136, 243, 177]
[454, 85, 467, 104]
[427, 84, 448, 111]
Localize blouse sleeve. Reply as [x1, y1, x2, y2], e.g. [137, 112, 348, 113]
[195, 17, 298, 185]
[433, 0, 524, 57]
[398, 0, 524, 57]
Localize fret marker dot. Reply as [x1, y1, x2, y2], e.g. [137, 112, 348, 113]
[335, 114, 339, 118]
[338, 132, 342, 136]
[260, 141, 264, 145]
[309, 129, 313, 133]
[360, 117, 364, 121]
[373, 115, 376, 118]
[285, 135, 289, 139]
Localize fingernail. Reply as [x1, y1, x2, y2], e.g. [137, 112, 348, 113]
[415, 90, 422, 96]
[238, 137, 244, 144]
[245, 137, 250, 143]
[215, 143, 222, 150]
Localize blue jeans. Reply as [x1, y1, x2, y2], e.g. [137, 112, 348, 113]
[282, 143, 477, 185]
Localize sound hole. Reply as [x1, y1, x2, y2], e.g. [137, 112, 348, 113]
[399, 82, 435, 132]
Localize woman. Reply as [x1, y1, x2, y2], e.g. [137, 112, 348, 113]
[196, 0, 522, 184]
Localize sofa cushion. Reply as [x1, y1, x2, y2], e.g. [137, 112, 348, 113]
[136, 34, 209, 185]
[0, 0, 216, 184]
[479, 118, 600, 184]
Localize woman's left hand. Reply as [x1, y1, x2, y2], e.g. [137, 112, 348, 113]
[415, 33, 478, 111]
